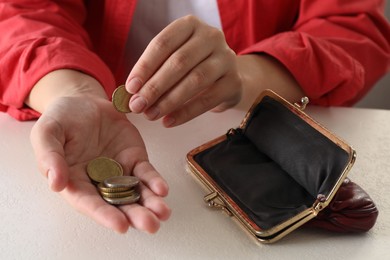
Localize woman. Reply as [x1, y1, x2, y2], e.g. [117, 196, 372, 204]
[0, 0, 389, 234]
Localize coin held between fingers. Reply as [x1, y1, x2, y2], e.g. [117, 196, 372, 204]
[112, 85, 133, 113]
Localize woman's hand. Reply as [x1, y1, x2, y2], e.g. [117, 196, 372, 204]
[126, 15, 242, 127]
[30, 95, 171, 233]
[27, 70, 171, 234]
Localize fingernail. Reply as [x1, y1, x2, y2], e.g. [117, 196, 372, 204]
[163, 116, 176, 127]
[130, 95, 147, 113]
[145, 106, 160, 120]
[126, 78, 142, 94]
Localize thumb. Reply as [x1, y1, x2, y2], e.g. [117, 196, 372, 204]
[44, 152, 70, 192]
[30, 118, 70, 192]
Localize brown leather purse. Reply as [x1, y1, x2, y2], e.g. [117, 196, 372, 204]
[305, 178, 378, 232]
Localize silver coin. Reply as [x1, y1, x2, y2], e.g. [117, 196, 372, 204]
[103, 176, 140, 189]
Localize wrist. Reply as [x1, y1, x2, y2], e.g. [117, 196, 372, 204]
[235, 54, 304, 110]
[25, 69, 108, 113]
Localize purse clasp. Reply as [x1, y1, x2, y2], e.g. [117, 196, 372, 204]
[313, 194, 326, 214]
[294, 96, 309, 110]
[204, 192, 233, 216]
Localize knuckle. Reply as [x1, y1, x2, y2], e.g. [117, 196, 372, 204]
[189, 68, 207, 87]
[136, 60, 153, 76]
[199, 94, 214, 109]
[181, 14, 199, 25]
[225, 47, 237, 58]
[151, 34, 170, 52]
[169, 52, 189, 72]
[207, 27, 224, 41]
[144, 81, 161, 100]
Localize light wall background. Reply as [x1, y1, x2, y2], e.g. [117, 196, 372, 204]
[355, 1, 390, 109]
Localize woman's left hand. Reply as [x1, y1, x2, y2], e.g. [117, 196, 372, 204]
[125, 15, 242, 127]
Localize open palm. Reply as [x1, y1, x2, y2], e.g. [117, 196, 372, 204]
[30, 95, 171, 233]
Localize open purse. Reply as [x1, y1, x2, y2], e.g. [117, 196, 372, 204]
[186, 90, 378, 243]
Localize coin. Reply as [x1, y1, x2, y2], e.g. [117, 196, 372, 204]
[103, 176, 140, 189]
[97, 182, 130, 193]
[112, 85, 132, 113]
[100, 189, 136, 198]
[87, 158, 141, 205]
[102, 192, 141, 205]
[86, 157, 123, 183]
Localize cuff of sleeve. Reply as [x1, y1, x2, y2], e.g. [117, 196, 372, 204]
[238, 32, 364, 106]
[1, 37, 116, 121]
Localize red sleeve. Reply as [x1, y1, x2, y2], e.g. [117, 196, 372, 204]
[239, 0, 390, 106]
[0, 0, 116, 120]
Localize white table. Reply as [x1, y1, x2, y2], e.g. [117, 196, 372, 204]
[1, 105, 389, 260]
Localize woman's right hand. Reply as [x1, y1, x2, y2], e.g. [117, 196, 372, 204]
[28, 70, 171, 234]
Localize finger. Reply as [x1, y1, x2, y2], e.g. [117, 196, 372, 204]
[115, 147, 168, 197]
[143, 51, 228, 120]
[60, 176, 130, 233]
[120, 203, 161, 234]
[120, 183, 171, 233]
[129, 28, 218, 115]
[137, 182, 171, 221]
[116, 150, 169, 197]
[30, 118, 70, 192]
[162, 74, 241, 127]
[63, 162, 170, 233]
[116, 151, 171, 222]
[132, 161, 169, 197]
[125, 16, 198, 94]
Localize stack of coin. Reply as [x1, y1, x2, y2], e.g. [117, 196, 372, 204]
[98, 176, 140, 205]
[112, 85, 132, 113]
[86, 157, 140, 205]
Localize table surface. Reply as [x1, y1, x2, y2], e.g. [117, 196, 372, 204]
[1, 104, 389, 260]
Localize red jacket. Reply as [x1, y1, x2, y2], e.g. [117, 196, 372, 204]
[0, 0, 389, 120]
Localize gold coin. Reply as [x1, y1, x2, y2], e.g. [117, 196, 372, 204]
[102, 192, 141, 205]
[97, 182, 130, 193]
[112, 85, 132, 113]
[103, 176, 140, 189]
[86, 157, 123, 183]
[100, 189, 136, 198]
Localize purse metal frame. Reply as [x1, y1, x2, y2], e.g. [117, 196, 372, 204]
[186, 89, 356, 243]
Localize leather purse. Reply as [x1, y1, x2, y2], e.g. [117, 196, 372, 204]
[186, 90, 377, 243]
[304, 177, 378, 233]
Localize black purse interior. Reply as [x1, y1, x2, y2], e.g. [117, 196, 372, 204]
[193, 96, 350, 230]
